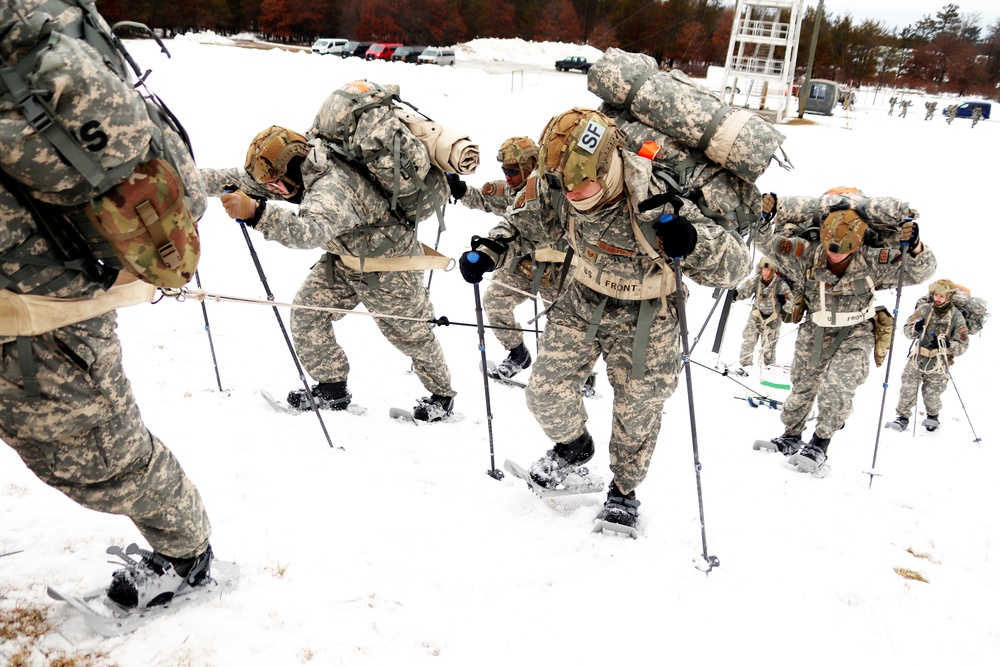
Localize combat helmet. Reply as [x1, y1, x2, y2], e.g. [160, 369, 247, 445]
[820, 209, 868, 254]
[497, 136, 538, 170]
[824, 186, 866, 196]
[245, 126, 310, 198]
[928, 278, 957, 301]
[759, 256, 775, 270]
[538, 108, 622, 194]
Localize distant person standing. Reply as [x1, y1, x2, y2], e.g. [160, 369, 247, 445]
[924, 101, 937, 120]
[888, 96, 898, 116]
[972, 107, 983, 128]
[947, 104, 958, 125]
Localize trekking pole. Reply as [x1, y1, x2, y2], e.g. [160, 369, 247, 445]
[531, 255, 542, 353]
[473, 282, 504, 481]
[194, 270, 226, 394]
[946, 368, 982, 443]
[225, 188, 337, 450]
[425, 202, 446, 291]
[689, 288, 725, 354]
[865, 232, 912, 488]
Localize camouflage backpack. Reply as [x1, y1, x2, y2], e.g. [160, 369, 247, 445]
[0, 0, 204, 292]
[308, 80, 450, 225]
[586, 48, 791, 236]
[915, 285, 989, 336]
[772, 190, 918, 247]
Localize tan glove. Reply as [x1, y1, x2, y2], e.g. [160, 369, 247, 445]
[220, 190, 259, 221]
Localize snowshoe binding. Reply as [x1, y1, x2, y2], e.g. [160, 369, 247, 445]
[286, 381, 351, 412]
[788, 435, 831, 478]
[753, 432, 803, 456]
[528, 431, 599, 491]
[496, 342, 532, 379]
[884, 415, 909, 432]
[106, 543, 213, 609]
[412, 394, 454, 423]
[581, 372, 597, 398]
[922, 414, 940, 432]
[595, 481, 640, 539]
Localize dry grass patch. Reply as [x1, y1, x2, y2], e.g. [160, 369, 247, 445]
[894, 567, 928, 583]
[1, 602, 116, 667]
[906, 546, 938, 563]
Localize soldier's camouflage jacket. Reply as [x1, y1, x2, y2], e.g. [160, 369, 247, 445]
[902, 302, 969, 372]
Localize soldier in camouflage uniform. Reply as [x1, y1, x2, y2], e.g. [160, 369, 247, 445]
[885, 279, 969, 433]
[898, 100, 911, 118]
[888, 96, 897, 116]
[947, 104, 958, 124]
[972, 107, 983, 128]
[924, 101, 937, 120]
[734, 256, 789, 371]
[202, 125, 456, 421]
[755, 206, 935, 473]
[459, 109, 749, 528]
[449, 137, 594, 390]
[0, 0, 212, 608]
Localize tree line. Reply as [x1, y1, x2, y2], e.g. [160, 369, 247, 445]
[97, 1, 1000, 98]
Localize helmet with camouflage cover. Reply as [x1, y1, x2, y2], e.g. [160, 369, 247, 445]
[497, 136, 538, 170]
[538, 108, 622, 195]
[820, 209, 868, 255]
[759, 256, 775, 270]
[928, 278, 957, 301]
[245, 126, 310, 198]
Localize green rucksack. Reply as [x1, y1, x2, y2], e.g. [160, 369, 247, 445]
[0, 0, 204, 292]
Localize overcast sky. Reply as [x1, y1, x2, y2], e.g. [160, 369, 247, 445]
[804, 1, 999, 31]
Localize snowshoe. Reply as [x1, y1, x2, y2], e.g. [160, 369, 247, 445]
[107, 543, 213, 609]
[581, 372, 597, 398]
[286, 381, 351, 412]
[788, 436, 831, 477]
[496, 342, 532, 379]
[884, 416, 909, 432]
[412, 394, 455, 423]
[923, 415, 940, 432]
[528, 431, 596, 490]
[596, 482, 640, 536]
[754, 432, 803, 456]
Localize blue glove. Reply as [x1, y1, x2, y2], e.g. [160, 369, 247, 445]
[655, 213, 698, 259]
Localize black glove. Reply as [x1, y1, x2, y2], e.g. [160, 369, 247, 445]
[459, 235, 508, 283]
[446, 172, 467, 201]
[900, 220, 919, 253]
[761, 192, 777, 223]
[654, 213, 698, 259]
[799, 226, 820, 243]
[914, 319, 924, 334]
[777, 292, 787, 307]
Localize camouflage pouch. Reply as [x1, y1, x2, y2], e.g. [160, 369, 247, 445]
[782, 293, 805, 324]
[873, 306, 894, 367]
[82, 158, 200, 288]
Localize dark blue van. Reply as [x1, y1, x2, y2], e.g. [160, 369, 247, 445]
[942, 101, 991, 119]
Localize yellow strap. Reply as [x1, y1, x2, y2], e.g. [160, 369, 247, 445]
[336, 244, 453, 272]
[0, 277, 156, 336]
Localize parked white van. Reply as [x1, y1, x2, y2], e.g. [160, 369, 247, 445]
[417, 47, 455, 66]
[311, 38, 348, 55]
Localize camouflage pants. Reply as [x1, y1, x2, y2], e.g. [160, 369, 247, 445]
[781, 321, 873, 441]
[485, 256, 562, 351]
[738, 310, 780, 367]
[525, 285, 681, 495]
[0, 313, 211, 559]
[291, 257, 453, 397]
[895, 358, 949, 417]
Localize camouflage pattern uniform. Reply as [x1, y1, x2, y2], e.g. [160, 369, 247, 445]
[972, 107, 983, 128]
[888, 96, 897, 116]
[201, 144, 454, 399]
[924, 101, 937, 120]
[898, 100, 911, 118]
[735, 267, 789, 367]
[894, 300, 969, 420]
[461, 177, 565, 350]
[947, 105, 958, 124]
[486, 153, 749, 494]
[0, 185, 212, 561]
[755, 224, 936, 441]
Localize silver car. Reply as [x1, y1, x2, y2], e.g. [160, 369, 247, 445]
[417, 47, 455, 66]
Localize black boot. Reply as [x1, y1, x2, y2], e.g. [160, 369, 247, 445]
[529, 431, 595, 488]
[602, 481, 641, 528]
[107, 544, 213, 609]
[769, 432, 804, 456]
[798, 434, 830, 466]
[923, 414, 940, 431]
[412, 394, 455, 422]
[287, 381, 351, 411]
[497, 342, 532, 379]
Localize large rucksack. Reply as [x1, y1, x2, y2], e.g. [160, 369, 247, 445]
[308, 80, 477, 225]
[587, 48, 791, 236]
[772, 192, 918, 246]
[0, 0, 204, 292]
[916, 287, 989, 335]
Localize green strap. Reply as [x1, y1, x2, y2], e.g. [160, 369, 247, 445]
[630, 298, 656, 381]
[811, 325, 852, 366]
[624, 68, 658, 111]
[585, 296, 608, 344]
[696, 105, 735, 153]
[323, 253, 335, 286]
[16, 337, 41, 400]
[530, 259, 546, 297]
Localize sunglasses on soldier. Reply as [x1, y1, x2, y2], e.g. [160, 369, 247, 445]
[501, 166, 521, 177]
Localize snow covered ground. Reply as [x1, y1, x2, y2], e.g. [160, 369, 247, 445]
[2, 35, 998, 666]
